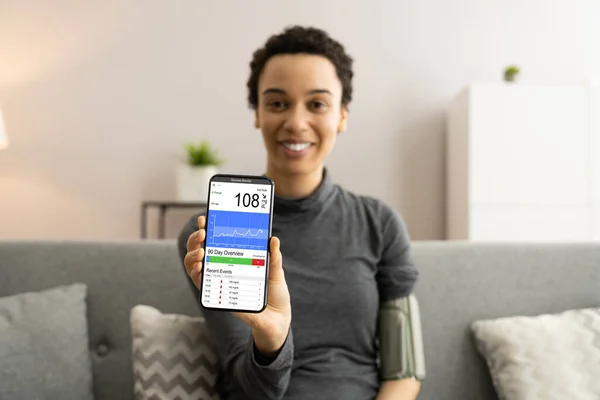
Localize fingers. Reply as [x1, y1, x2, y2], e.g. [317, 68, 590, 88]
[184, 247, 205, 277]
[185, 247, 204, 289]
[184, 215, 207, 289]
[186, 230, 197, 252]
[186, 216, 206, 252]
[189, 258, 203, 289]
[186, 228, 205, 251]
[268, 236, 285, 282]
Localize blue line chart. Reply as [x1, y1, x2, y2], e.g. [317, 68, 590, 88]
[206, 210, 269, 250]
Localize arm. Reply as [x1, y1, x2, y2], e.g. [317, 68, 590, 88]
[177, 215, 294, 400]
[376, 379, 421, 400]
[374, 206, 419, 302]
[200, 310, 294, 400]
[375, 206, 423, 399]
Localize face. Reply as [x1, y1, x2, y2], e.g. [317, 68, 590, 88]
[254, 54, 348, 177]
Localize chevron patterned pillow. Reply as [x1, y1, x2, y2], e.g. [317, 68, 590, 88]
[471, 306, 600, 400]
[130, 305, 220, 400]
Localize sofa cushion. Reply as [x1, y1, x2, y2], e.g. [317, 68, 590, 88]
[472, 306, 600, 400]
[0, 283, 93, 400]
[130, 304, 219, 400]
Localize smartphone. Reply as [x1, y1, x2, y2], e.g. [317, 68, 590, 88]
[200, 174, 274, 313]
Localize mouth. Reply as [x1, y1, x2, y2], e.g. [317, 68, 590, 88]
[279, 141, 314, 152]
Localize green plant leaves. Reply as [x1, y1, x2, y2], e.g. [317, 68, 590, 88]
[185, 140, 224, 166]
[504, 65, 520, 82]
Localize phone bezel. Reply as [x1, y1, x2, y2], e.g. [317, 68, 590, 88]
[199, 173, 274, 313]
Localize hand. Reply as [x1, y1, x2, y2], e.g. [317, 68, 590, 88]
[184, 215, 292, 357]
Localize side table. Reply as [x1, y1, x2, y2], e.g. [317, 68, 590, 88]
[141, 201, 207, 239]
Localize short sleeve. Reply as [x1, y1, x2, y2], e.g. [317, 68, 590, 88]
[376, 206, 419, 302]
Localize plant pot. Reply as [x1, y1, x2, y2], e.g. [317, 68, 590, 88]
[176, 164, 218, 202]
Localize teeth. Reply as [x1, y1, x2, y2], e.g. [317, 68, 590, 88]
[282, 143, 311, 151]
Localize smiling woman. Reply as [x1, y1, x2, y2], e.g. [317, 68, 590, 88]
[177, 25, 422, 400]
[255, 54, 346, 188]
[246, 26, 353, 198]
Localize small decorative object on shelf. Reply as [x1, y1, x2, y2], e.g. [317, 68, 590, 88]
[176, 140, 224, 202]
[503, 65, 520, 83]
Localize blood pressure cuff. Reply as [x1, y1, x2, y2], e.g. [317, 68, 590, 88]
[378, 294, 426, 381]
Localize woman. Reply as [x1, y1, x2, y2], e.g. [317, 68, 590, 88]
[178, 25, 421, 400]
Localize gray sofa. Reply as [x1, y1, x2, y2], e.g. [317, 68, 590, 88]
[1, 240, 599, 399]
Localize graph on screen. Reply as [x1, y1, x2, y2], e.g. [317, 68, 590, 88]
[206, 210, 270, 250]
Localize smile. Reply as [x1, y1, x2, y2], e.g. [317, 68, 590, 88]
[281, 142, 313, 152]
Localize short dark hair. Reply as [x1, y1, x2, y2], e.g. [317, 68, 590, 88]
[246, 25, 354, 110]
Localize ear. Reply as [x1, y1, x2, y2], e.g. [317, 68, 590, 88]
[337, 106, 348, 133]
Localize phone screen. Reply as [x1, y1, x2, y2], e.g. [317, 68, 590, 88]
[201, 175, 273, 312]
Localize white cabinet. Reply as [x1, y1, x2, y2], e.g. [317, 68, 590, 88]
[446, 83, 600, 241]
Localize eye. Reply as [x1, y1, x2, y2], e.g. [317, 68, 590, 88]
[266, 100, 286, 110]
[310, 100, 328, 111]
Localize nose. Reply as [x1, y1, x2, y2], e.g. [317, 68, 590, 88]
[283, 105, 309, 133]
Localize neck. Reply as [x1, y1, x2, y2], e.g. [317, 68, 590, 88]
[266, 164, 324, 199]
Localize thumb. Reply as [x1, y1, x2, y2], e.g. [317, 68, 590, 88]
[268, 236, 285, 282]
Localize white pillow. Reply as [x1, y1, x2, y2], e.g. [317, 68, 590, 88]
[471, 306, 600, 400]
[130, 304, 220, 400]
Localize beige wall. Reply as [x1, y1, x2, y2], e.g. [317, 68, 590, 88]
[1, 0, 599, 241]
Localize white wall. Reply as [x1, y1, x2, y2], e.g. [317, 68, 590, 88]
[1, 0, 599, 241]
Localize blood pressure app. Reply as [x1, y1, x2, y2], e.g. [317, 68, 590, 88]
[201, 178, 272, 312]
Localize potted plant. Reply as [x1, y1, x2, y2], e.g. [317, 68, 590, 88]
[176, 140, 224, 202]
[504, 65, 520, 83]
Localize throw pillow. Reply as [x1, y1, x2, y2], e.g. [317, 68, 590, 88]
[130, 304, 220, 400]
[0, 283, 93, 400]
[471, 306, 600, 400]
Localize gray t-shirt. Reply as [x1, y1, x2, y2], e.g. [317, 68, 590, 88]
[177, 169, 419, 400]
